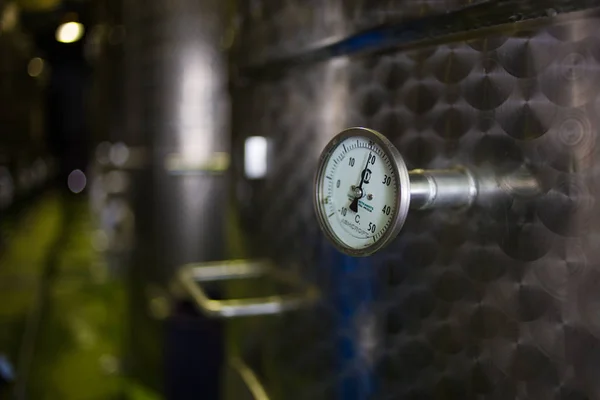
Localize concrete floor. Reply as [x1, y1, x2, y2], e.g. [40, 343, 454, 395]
[0, 192, 127, 399]
[0, 190, 278, 400]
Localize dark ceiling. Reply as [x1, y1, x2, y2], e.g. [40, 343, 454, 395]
[16, 0, 95, 64]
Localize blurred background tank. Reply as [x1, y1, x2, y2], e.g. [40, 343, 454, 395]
[0, 1, 51, 206]
[120, 0, 230, 397]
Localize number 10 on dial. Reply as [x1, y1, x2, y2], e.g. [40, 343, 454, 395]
[313, 127, 411, 257]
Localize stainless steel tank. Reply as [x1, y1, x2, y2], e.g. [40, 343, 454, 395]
[232, 1, 600, 399]
[120, 0, 230, 395]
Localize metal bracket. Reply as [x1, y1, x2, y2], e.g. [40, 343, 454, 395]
[176, 259, 319, 318]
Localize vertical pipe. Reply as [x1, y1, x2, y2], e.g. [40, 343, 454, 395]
[329, 247, 377, 400]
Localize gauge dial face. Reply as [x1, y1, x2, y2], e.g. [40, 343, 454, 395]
[315, 128, 410, 256]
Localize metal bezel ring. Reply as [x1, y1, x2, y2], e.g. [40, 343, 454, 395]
[313, 127, 411, 257]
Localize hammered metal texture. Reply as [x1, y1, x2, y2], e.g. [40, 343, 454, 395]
[234, 0, 487, 65]
[232, 59, 351, 399]
[233, 9, 600, 400]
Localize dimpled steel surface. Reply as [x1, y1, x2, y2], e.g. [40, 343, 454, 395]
[232, 8, 600, 400]
[234, 0, 487, 64]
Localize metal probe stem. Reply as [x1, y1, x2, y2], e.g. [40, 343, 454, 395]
[409, 168, 478, 210]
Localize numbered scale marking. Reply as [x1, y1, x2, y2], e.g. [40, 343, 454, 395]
[314, 127, 410, 257]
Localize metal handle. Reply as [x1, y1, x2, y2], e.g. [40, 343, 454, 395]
[176, 259, 319, 318]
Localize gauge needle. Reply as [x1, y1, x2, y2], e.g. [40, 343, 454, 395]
[350, 152, 371, 213]
[349, 197, 360, 213]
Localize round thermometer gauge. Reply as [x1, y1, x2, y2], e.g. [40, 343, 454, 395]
[314, 127, 411, 257]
